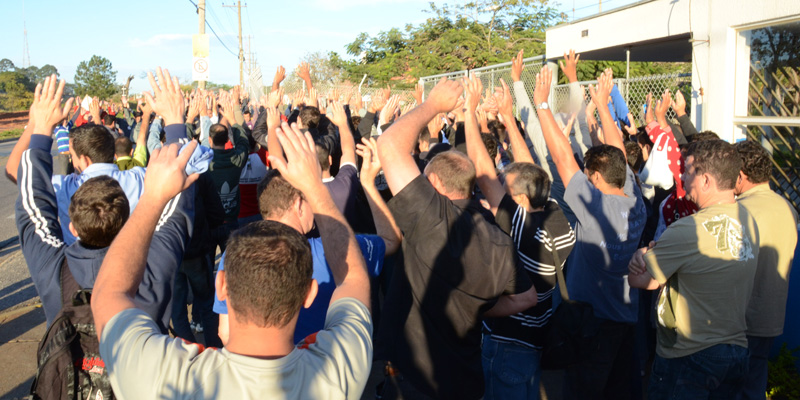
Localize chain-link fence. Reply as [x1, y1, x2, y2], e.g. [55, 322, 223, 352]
[419, 55, 547, 102]
[419, 56, 692, 128]
[261, 81, 419, 110]
[551, 73, 692, 126]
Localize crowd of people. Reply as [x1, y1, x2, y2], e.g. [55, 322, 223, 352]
[6, 47, 798, 400]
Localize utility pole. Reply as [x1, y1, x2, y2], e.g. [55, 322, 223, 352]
[223, 1, 246, 88]
[198, 0, 206, 89]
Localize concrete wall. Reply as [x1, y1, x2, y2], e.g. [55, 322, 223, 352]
[546, 0, 800, 142]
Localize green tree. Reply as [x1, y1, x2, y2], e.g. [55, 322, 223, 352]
[336, 0, 566, 87]
[74, 55, 118, 99]
[0, 71, 35, 111]
[0, 58, 15, 73]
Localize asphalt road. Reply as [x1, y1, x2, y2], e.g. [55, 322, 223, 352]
[0, 139, 43, 313]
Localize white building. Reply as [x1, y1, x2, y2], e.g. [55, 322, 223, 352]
[546, 0, 800, 143]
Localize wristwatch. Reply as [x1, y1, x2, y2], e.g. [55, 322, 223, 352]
[538, 102, 549, 110]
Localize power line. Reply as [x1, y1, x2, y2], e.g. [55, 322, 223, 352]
[188, 0, 238, 57]
[206, 1, 240, 50]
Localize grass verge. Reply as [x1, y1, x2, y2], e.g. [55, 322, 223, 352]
[0, 128, 23, 141]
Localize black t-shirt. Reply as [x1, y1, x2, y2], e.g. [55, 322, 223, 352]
[376, 175, 531, 399]
[483, 195, 575, 349]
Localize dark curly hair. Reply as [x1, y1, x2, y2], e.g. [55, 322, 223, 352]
[734, 140, 772, 184]
[684, 140, 741, 190]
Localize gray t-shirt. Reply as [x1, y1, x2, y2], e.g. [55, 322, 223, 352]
[563, 166, 647, 323]
[100, 298, 373, 399]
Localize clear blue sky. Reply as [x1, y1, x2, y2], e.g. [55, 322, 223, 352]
[0, 0, 634, 93]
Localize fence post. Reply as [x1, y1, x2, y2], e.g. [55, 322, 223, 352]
[625, 47, 631, 105]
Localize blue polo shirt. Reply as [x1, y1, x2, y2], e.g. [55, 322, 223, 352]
[214, 234, 385, 344]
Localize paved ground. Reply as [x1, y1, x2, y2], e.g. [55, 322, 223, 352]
[0, 139, 47, 400]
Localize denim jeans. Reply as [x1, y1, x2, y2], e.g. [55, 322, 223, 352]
[736, 336, 773, 400]
[482, 335, 542, 400]
[648, 344, 748, 400]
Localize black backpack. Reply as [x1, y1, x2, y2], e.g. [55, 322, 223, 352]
[29, 260, 115, 400]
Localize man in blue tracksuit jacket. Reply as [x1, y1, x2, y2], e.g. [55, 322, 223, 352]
[15, 73, 198, 334]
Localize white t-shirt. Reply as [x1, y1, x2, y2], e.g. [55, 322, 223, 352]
[100, 298, 372, 399]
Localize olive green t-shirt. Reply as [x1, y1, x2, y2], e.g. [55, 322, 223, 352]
[644, 202, 759, 359]
[737, 185, 798, 337]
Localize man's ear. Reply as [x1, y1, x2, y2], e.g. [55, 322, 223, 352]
[215, 270, 227, 302]
[68, 222, 79, 239]
[303, 279, 319, 309]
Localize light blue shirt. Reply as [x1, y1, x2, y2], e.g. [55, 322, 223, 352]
[51, 163, 146, 245]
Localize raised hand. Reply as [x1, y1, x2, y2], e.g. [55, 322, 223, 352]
[292, 89, 306, 108]
[355, 136, 382, 184]
[140, 97, 154, 119]
[265, 105, 281, 133]
[562, 113, 577, 137]
[510, 49, 525, 82]
[297, 62, 313, 89]
[342, 88, 354, 105]
[559, 49, 580, 83]
[267, 122, 324, 196]
[588, 68, 614, 109]
[463, 73, 483, 113]
[655, 89, 672, 128]
[493, 78, 513, 117]
[645, 92, 654, 125]
[481, 88, 499, 116]
[306, 87, 319, 108]
[382, 85, 391, 101]
[143, 140, 200, 204]
[427, 113, 445, 138]
[89, 97, 101, 123]
[425, 77, 463, 114]
[533, 66, 553, 106]
[268, 87, 285, 109]
[30, 75, 74, 134]
[187, 94, 201, 122]
[329, 101, 349, 128]
[673, 89, 687, 117]
[477, 109, 489, 132]
[369, 89, 388, 113]
[379, 95, 401, 126]
[272, 65, 286, 90]
[413, 83, 424, 105]
[218, 92, 237, 125]
[143, 67, 186, 125]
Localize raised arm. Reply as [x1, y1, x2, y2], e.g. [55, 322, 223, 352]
[16, 76, 72, 323]
[497, 79, 534, 165]
[533, 66, 581, 188]
[328, 101, 356, 166]
[356, 137, 402, 255]
[93, 67, 198, 338]
[463, 74, 505, 213]
[268, 122, 370, 308]
[673, 90, 698, 141]
[589, 69, 626, 158]
[511, 50, 551, 176]
[297, 62, 313, 92]
[377, 78, 463, 195]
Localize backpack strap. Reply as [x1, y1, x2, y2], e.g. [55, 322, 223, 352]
[546, 229, 570, 301]
[59, 258, 81, 306]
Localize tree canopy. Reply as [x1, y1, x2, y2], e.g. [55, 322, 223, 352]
[74, 55, 118, 99]
[332, 0, 566, 88]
